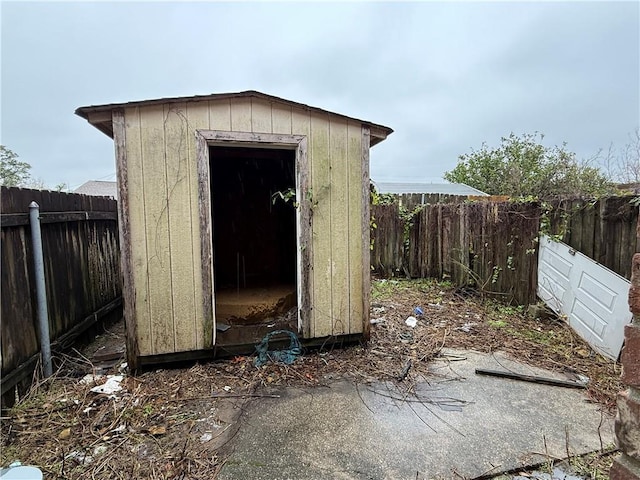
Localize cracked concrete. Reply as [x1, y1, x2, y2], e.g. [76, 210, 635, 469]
[218, 349, 614, 480]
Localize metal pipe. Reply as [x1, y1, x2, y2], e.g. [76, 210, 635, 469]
[29, 201, 52, 377]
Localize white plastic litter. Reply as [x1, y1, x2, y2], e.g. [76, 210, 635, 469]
[90, 375, 123, 395]
[200, 433, 213, 443]
[111, 424, 126, 434]
[370, 317, 386, 325]
[405, 316, 418, 328]
[457, 322, 477, 333]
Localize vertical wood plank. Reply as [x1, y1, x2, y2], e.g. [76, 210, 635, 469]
[594, 199, 605, 264]
[361, 127, 371, 339]
[581, 201, 596, 259]
[619, 201, 630, 276]
[291, 108, 311, 137]
[140, 105, 174, 355]
[113, 109, 139, 367]
[292, 109, 312, 338]
[122, 107, 152, 357]
[329, 119, 349, 336]
[196, 132, 215, 347]
[571, 199, 583, 253]
[347, 122, 364, 334]
[296, 137, 312, 339]
[163, 103, 197, 353]
[272, 103, 293, 135]
[230, 97, 252, 132]
[209, 99, 231, 131]
[186, 102, 211, 348]
[310, 112, 332, 338]
[251, 98, 272, 133]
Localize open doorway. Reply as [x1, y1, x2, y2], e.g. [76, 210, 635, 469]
[209, 146, 298, 346]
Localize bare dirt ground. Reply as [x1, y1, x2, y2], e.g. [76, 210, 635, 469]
[0, 278, 622, 479]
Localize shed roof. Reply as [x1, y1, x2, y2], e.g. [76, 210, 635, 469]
[75, 90, 393, 146]
[373, 181, 489, 196]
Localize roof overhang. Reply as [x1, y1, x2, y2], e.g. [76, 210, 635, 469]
[75, 90, 393, 147]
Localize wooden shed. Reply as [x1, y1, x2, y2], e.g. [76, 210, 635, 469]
[76, 91, 393, 368]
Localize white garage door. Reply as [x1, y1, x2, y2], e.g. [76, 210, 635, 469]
[537, 235, 632, 360]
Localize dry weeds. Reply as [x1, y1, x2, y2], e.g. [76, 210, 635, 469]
[0, 278, 622, 479]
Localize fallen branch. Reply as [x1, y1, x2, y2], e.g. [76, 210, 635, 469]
[474, 368, 586, 389]
[166, 393, 281, 402]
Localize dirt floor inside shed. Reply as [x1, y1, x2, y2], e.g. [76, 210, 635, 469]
[0, 278, 622, 479]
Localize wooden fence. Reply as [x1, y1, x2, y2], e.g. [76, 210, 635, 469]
[1, 187, 122, 404]
[371, 195, 638, 305]
[393, 193, 469, 210]
[545, 196, 639, 280]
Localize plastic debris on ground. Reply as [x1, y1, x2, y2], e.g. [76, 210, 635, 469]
[89, 375, 124, 395]
[405, 316, 418, 328]
[413, 306, 424, 316]
[575, 374, 590, 385]
[457, 322, 477, 333]
[370, 317, 386, 325]
[254, 330, 302, 367]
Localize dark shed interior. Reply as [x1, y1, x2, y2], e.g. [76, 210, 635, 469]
[209, 146, 298, 345]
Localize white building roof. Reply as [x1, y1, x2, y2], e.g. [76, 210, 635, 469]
[74, 180, 118, 199]
[373, 181, 488, 196]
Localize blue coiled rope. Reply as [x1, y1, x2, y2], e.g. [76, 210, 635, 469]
[254, 330, 302, 367]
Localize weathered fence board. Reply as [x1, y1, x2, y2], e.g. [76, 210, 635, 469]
[371, 195, 638, 305]
[371, 203, 404, 276]
[1, 187, 122, 404]
[372, 199, 541, 304]
[546, 196, 638, 280]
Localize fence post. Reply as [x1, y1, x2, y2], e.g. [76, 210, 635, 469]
[29, 201, 52, 378]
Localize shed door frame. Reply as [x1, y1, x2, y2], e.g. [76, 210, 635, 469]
[195, 130, 310, 345]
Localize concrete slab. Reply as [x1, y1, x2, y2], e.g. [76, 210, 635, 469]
[218, 349, 614, 480]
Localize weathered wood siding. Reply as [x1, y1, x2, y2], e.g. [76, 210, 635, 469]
[121, 98, 369, 356]
[1, 187, 121, 402]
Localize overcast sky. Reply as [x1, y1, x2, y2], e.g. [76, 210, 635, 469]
[1, 1, 638, 190]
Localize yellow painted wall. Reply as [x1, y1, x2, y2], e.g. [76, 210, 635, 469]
[123, 97, 368, 356]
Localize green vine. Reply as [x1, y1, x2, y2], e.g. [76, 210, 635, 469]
[271, 187, 297, 207]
